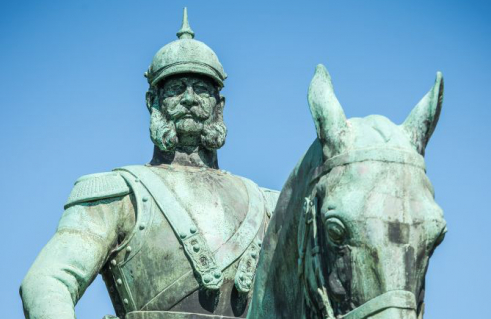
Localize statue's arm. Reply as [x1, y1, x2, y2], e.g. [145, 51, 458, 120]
[20, 173, 135, 319]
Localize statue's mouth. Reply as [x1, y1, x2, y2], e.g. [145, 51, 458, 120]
[173, 112, 194, 121]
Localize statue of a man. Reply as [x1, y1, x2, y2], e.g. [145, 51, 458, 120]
[20, 8, 279, 319]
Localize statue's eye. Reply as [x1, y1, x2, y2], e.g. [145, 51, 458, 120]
[165, 83, 186, 96]
[193, 83, 210, 95]
[325, 218, 346, 245]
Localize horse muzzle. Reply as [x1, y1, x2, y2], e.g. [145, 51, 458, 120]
[342, 290, 417, 319]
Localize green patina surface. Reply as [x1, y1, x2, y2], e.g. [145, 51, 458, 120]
[247, 65, 446, 319]
[20, 7, 446, 319]
[20, 8, 278, 319]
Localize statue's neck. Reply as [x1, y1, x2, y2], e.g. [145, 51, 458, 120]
[149, 145, 219, 169]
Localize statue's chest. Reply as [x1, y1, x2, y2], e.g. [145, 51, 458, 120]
[104, 165, 265, 317]
[150, 167, 250, 247]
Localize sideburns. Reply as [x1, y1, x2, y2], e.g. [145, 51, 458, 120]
[201, 101, 227, 150]
[149, 107, 178, 152]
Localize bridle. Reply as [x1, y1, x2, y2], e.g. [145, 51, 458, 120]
[297, 147, 426, 319]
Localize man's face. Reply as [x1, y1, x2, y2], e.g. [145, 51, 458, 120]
[148, 74, 227, 151]
[160, 75, 219, 137]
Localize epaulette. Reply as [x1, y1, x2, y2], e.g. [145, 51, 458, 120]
[260, 187, 280, 217]
[64, 172, 131, 209]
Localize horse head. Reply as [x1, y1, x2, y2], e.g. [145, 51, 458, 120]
[298, 65, 446, 319]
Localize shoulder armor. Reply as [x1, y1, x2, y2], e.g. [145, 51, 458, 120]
[260, 187, 280, 217]
[64, 172, 131, 209]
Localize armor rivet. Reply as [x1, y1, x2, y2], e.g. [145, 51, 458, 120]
[139, 224, 145, 230]
[203, 275, 212, 283]
[135, 178, 140, 183]
[193, 244, 200, 252]
[123, 298, 129, 305]
[251, 251, 257, 259]
[111, 260, 117, 266]
[142, 196, 148, 202]
[180, 233, 187, 239]
[190, 226, 197, 234]
[117, 279, 122, 285]
[126, 246, 132, 252]
[214, 271, 221, 279]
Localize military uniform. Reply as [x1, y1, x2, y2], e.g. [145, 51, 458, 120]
[20, 9, 279, 319]
[22, 165, 278, 319]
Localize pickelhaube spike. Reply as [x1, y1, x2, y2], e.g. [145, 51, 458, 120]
[176, 7, 195, 39]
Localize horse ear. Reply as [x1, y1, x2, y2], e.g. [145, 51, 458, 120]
[402, 72, 444, 155]
[308, 64, 348, 158]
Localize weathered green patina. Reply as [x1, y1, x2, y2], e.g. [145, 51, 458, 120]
[20, 8, 279, 319]
[19, 7, 446, 319]
[248, 65, 446, 319]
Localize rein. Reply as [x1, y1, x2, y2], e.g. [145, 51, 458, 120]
[297, 147, 424, 319]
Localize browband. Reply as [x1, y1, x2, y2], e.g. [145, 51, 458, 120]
[312, 147, 426, 182]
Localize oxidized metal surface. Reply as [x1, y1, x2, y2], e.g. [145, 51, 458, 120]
[19, 6, 447, 319]
[248, 65, 446, 319]
[20, 8, 279, 319]
[145, 7, 227, 88]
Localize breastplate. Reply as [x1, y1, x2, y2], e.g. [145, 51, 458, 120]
[101, 165, 268, 319]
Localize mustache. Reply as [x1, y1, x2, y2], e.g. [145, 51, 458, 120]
[167, 102, 210, 121]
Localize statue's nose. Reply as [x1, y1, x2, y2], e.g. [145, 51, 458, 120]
[181, 87, 196, 108]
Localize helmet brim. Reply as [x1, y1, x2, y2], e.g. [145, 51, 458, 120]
[151, 63, 225, 88]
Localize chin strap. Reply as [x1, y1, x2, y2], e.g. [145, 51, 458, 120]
[298, 195, 420, 319]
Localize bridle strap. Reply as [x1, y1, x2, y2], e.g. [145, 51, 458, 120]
[342, 290, 417, 319]
[299, 197, 419, 319]
[300, 147, 424, 318]
[311, 147, 426, 183]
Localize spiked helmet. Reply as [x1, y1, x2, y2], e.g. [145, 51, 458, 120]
[145, 8, 227, 88]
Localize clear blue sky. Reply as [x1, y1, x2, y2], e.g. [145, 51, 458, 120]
[1, 1, 489, 318]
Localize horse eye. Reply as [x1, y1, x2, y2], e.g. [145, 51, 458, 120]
[325, 218, 346, 245]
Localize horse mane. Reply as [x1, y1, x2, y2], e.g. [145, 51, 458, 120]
[249, 138, 324, 319]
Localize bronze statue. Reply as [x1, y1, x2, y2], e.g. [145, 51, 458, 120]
[248, 65, 446, 319]
[20, 8, 279, 319]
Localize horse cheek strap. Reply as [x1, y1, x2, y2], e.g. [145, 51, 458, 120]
[342, 290, 417, 319]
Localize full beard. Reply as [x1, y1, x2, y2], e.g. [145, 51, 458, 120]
[149, 104, 227, 152]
